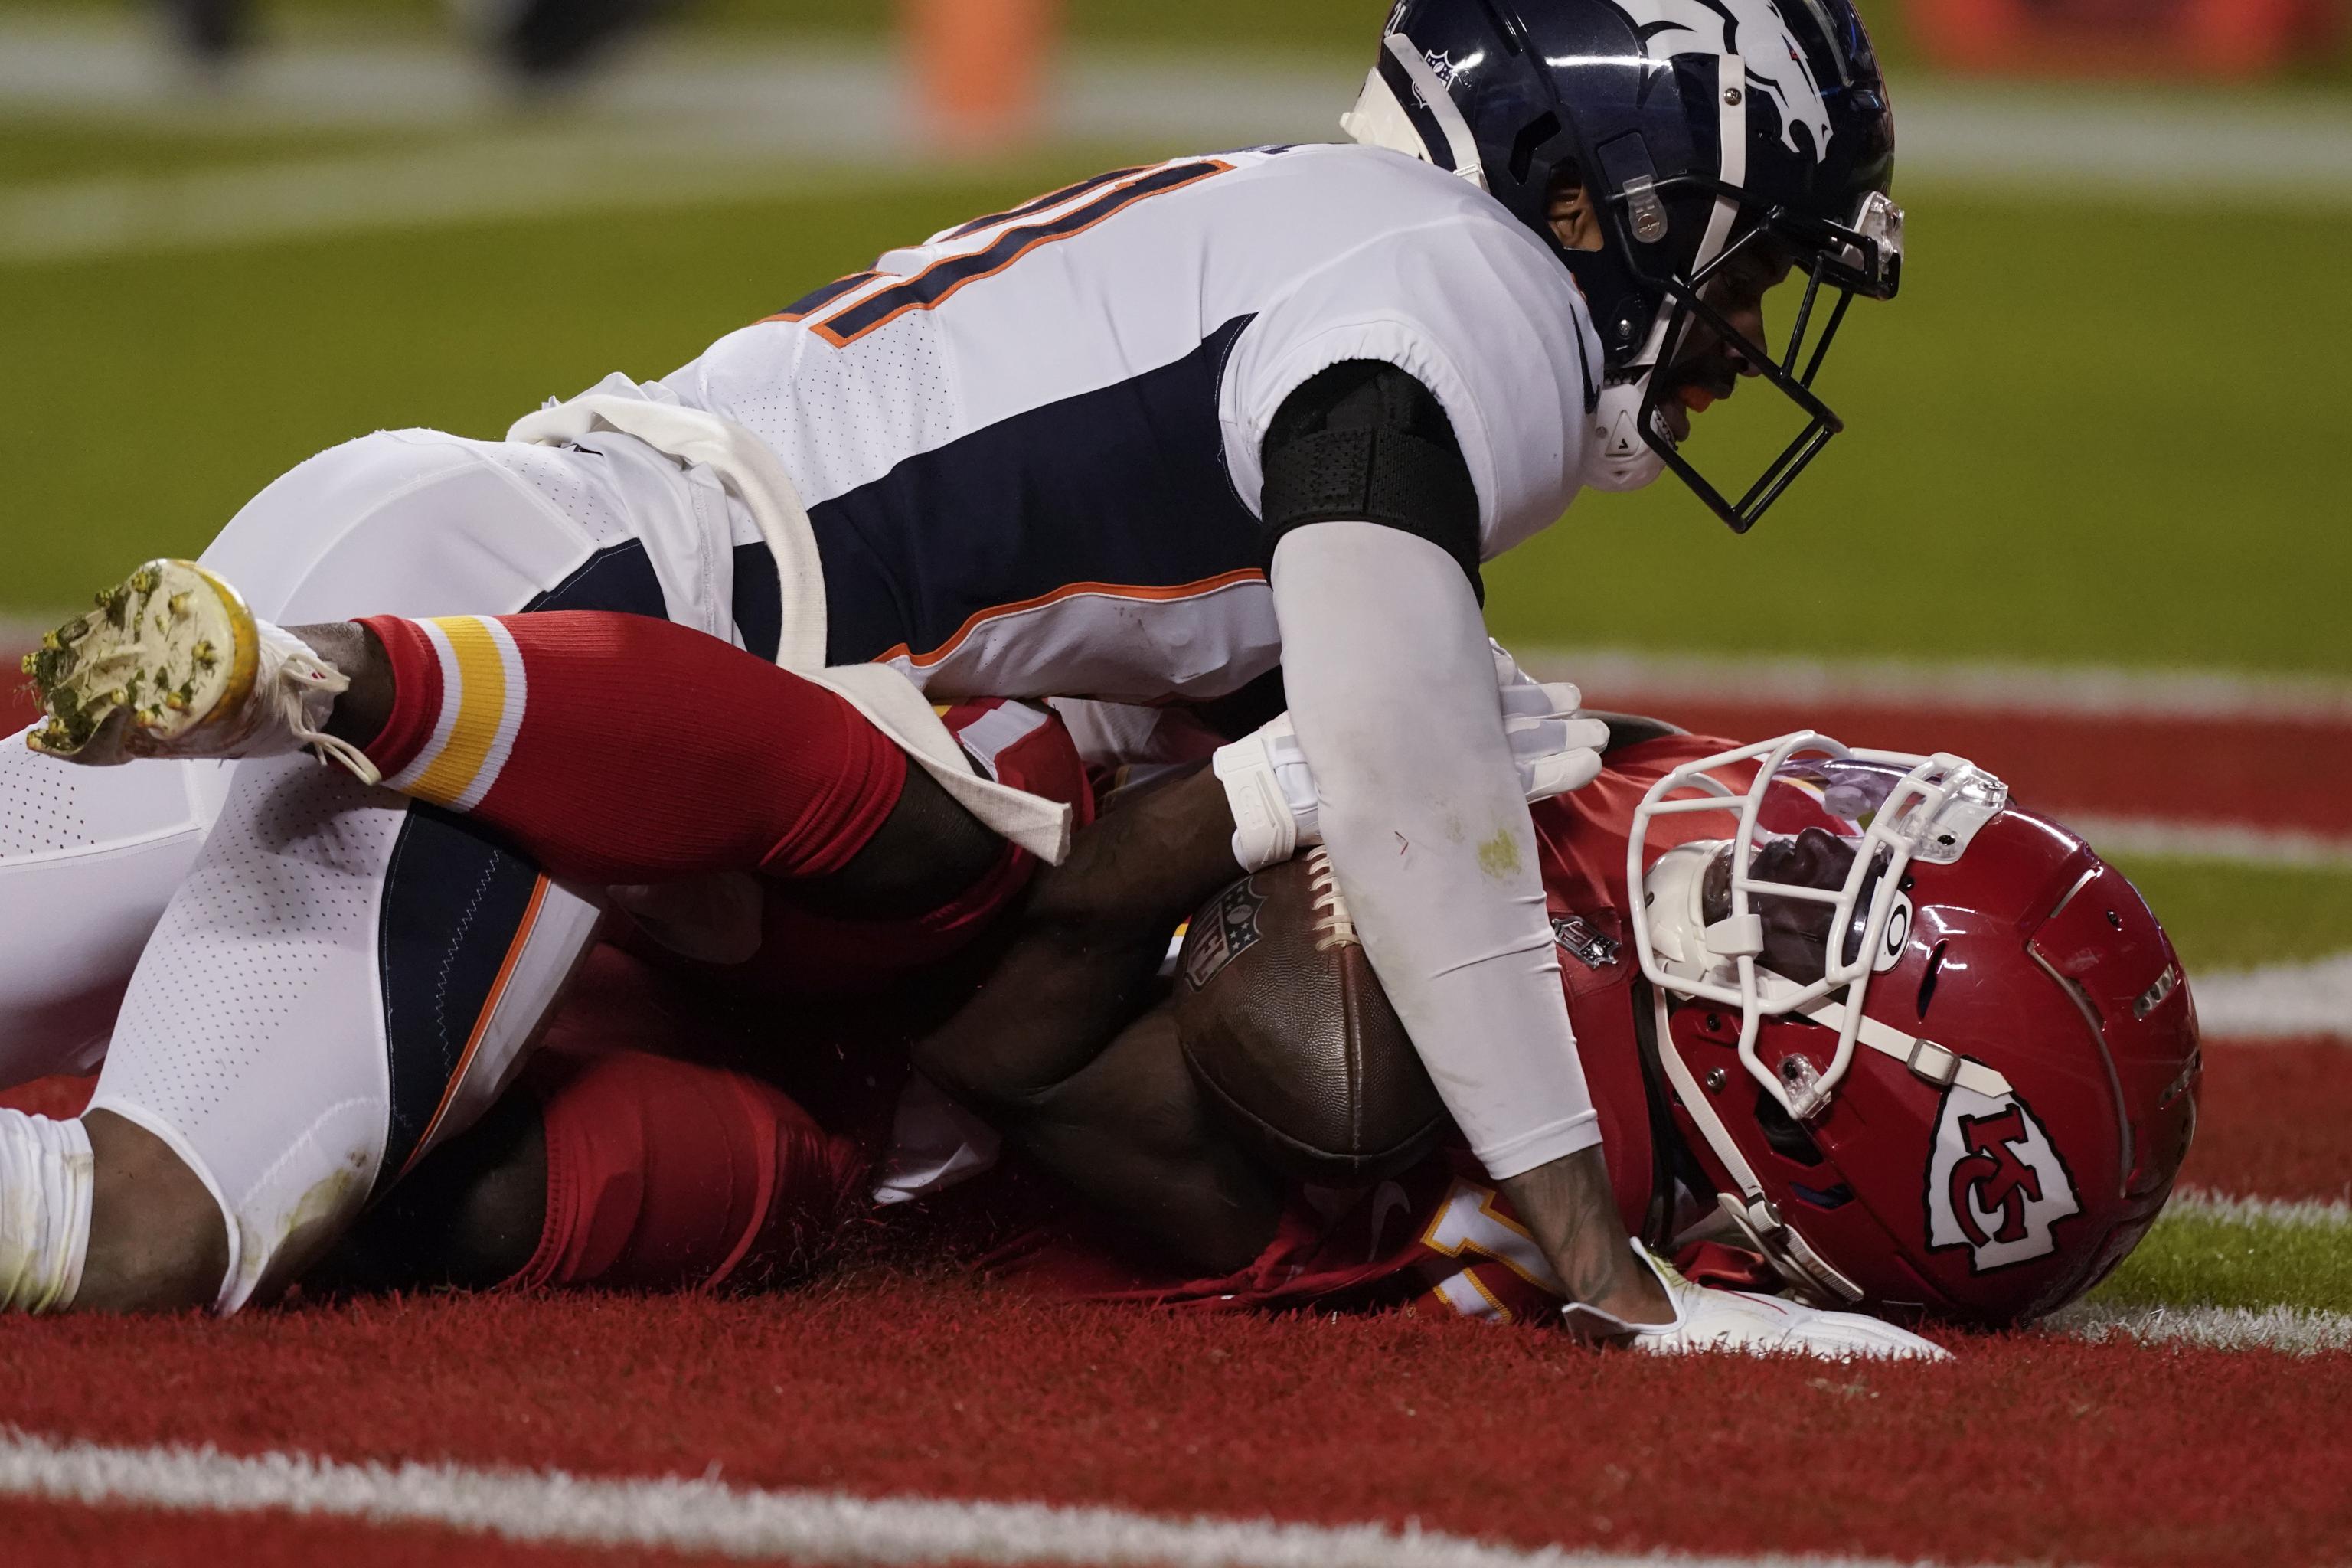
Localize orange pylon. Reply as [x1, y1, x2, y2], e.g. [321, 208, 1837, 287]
[903, 0, 1060, 152]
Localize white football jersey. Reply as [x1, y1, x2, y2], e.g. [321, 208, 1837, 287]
[659, 143, 1600, 704]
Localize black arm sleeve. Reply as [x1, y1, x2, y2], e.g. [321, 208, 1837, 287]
[1258, 359, 1484, 602]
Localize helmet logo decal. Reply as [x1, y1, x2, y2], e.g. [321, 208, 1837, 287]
[1422, 47, 1461, 85]
[1926, 1086, 2082, 1272]
[1606, 0, 1835, 160]
[1870, 889, 1912, 972]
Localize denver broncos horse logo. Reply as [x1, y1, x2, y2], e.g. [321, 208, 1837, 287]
[1606, 0, 1837, 161]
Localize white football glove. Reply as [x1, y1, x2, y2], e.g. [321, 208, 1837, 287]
[1213, 645, 1612, 874]
[1562, 1242, 1951, 1361]
[1488, 639, 1609, 803]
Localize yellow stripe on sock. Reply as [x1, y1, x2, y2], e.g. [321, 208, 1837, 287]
[407, 616, 511, 808]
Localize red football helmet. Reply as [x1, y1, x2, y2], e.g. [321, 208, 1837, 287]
[1627, 733, 2201, 1325]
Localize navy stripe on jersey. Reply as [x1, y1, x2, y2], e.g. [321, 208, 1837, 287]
[374, 805, 545, 1194]
[812, 315, 1262, 670]
[763, 270, 881, 324]
[941, 166, 1143, 240]
[813, 160, 1233, 348]
[373, 540, 671, 1197]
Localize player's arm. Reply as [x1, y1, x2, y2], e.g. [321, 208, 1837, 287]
[1259, 361, 1670, 1326]
[910, 763, 1240, 1122]
[910, 763, 1286, 1272]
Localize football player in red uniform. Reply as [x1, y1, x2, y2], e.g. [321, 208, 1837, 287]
[192, 609, 2196, 1350]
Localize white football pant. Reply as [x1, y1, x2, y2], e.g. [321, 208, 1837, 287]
[0, 426, 764, 1309]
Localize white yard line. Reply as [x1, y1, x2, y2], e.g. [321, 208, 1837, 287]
[0, 1427, 1962, 1568]
[2192, 952, 2352, 1040]
[0, 136, 913, 265]
[2167, 1189, 2352, 1228]
[1516, 646, 2352, 726]
[2048, 1301, 2352, 1355]
[2062, 815, 2352, 874]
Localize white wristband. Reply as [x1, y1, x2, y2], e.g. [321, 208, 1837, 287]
[1212, 728, 1300, 872]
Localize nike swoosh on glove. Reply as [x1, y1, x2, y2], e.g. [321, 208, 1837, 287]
[1213, 646, 1612, 873]
[1561, 1242, 1951, 1361]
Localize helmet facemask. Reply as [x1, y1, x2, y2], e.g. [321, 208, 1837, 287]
[1341, 0, 1903, 531]
[1628, 733, 2012, 1302]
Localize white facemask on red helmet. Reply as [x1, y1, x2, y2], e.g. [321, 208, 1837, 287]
[1628, 732, 2201, 1325]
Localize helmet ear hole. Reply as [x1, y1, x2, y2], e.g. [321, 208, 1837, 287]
[1753, 1085, 1825, 1166]
[1915, 939, 1949, 1018]
[1509, 113, 1563, 185]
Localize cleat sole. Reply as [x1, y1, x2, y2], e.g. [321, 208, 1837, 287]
[25, 560, 260, 763]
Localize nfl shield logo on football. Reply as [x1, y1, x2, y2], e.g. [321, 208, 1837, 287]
[1182, 880, 1266, 992]
[1925, 1083, 2082, 1273]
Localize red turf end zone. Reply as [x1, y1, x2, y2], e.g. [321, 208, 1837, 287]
[2, 1497, 751, 1568]
[1583, 693, 2352, 836]
[2179, 1039, 2352, 1201]
[2, 1287, 2348, 1567]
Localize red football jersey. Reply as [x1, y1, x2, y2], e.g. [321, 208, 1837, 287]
[989, 731, 1770, 1321]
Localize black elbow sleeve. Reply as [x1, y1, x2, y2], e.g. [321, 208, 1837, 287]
[1258, 360, 1484, 602]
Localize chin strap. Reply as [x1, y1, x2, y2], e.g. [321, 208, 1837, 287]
[1648, 991, 1866, 1305]
[1793, 992, 2014, 1101]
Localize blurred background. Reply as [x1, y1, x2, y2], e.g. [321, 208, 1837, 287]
[3, 0, 2349, 978]
[4, 0, 2348, 665]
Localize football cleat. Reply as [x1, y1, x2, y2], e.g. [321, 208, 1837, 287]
[23, 559, 379, 783]
[1564, 1242, 1950, 1361]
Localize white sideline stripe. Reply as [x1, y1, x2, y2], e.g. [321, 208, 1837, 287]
[1519, 647, 2352, 726]
[0, 138, 920, 266]
[6, 15, 2352, 203]
[2193, 952, 2352, 1040]
[2064, 815, 2352, 873]
[0, 1429, 1951, 1568]
[2049, 1302, 2352, 1356]
[7, 24, 2352, 260]
[2167, 1189, 2352, 1229]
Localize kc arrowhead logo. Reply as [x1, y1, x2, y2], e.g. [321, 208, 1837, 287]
[1925, 1084, 2081, 1272]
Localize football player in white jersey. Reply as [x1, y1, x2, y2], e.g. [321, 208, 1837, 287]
[0, 0, 1902, 1325]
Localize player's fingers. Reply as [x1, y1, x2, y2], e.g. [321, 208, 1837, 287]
[1558, 717, 1611, 755]
[1508, 715, 1608, 753]
[1521, 746, 1605, 802]
[1488, 639, 1524, 690]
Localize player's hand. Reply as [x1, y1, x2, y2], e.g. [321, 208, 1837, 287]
[1561, 1243, 1951, 1361]
[1213, 648, 1611, 872]
[1490, 640, 1609, 804]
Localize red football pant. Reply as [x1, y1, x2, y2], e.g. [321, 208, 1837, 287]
[507, 1041, 864, 1292]
[354, 611, 906, 884]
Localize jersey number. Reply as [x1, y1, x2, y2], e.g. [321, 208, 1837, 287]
[795, 158, 1233, 348]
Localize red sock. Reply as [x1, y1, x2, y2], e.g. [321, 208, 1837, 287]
[506, 1044, 865, 1292]
[354, 612, 906, 884]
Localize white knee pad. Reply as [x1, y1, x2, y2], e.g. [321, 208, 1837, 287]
[0, 733, 227, 1088]
[0, 1109, 93, 1313]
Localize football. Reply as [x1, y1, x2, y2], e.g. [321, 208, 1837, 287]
[1171, 847, 1447, 1184]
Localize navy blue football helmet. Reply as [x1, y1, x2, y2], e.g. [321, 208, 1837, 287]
[1342, 0, 1903, 531]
